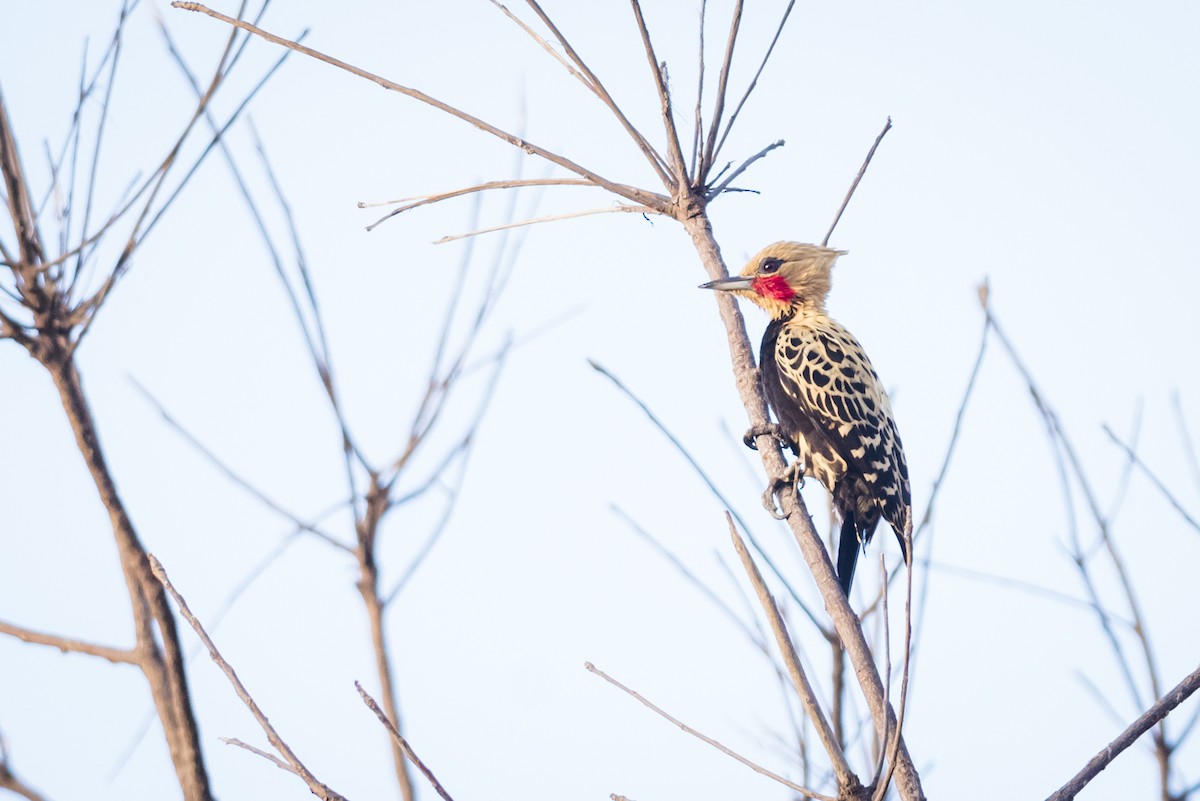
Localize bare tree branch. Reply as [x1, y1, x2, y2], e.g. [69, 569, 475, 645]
[172, 3, 670, 214]
[149, 555, 349, 801]
[822, 117, 892, 247]
[708, 0, 797, 173]
[361, 177, 593, 231]
[0, 621, 136, 665]
[1045, 660, 1200, 801]
[589, 357, 826, 631]
[356, 682, 456, 801]
[728, 515, 859, 797]
[585, 661, 836, 801]
[700, 0, 743, 176]
[493, 0, 674, 187]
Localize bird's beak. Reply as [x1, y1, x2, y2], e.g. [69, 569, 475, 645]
[699, 275, 754, 291]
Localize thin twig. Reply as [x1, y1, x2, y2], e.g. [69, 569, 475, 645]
[149, 555, 349, 801]
[509, 0, 674, 186]
[220, 737, 300, 776]
[1104, 402, 1143, 523]
[589, 358, 825, 632]
[1045, 659, 1200, 801]
[925, 559, 1133, 622]
[689, 0, 707, 183]
[707, 139, 785, 198]
[0, 621, 136, 665]
[627, 0, 688, 183]
[356, 682, 456, 801]
[433, 204, 657, 244]
[613, 505, 764, 649]
[708, 0, 797, 170]
[129, 376, 352, 552]
[363, 178, 593, 231]
[1102, 424, 1200, 533]
[584, 662, 836, 801]
[821, 117, 892, 247]
[700, 0, 743, 175]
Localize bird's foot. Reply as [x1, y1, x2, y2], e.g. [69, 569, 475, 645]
[762, 462, 806, 519]
[743, 423, 787, 451]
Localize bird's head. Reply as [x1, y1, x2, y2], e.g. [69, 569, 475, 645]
[700, 242, 845, 319]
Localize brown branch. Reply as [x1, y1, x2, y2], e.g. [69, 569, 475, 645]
[220, 737, 300, 776]
[700, 0, 743, 176]
[690, 0, 707, 181]
[361, 177, 594, 232]
[356, 682, 456, 801]
[41, 357, 213, 801]
[149, 555, 349, 801]
[493, 0, 673, 187]
[585, 662, 837, 801]
[822, 117, 893, 247]
[172, 2, 670, 214]
[707, 139, 785, 198]
[0, 620, 137, 665]
[708, 0, 797, 171]
[1045, 659, 1200, 801]
[728, 516, 860, 798]
[628, 0, 688, 184]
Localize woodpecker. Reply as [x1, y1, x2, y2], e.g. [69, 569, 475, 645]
[701, 242, 911, 596]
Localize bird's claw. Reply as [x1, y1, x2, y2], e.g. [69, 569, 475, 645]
[761, 462, 805, 519]
[743, 423, 786, 451]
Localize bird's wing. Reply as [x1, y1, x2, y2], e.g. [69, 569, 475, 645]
[774, 317, 911, 533]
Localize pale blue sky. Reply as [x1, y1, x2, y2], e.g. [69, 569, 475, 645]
[3, 2, 1200, 799]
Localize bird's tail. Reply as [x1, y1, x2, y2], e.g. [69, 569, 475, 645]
[836, 513, 860, 597]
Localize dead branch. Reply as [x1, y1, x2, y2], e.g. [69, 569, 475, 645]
[361, 177, 594, 231]
[1045, 659, 1200, 801]
[707, 0, 797, 173]
[149, 555, 349, 801]
[356, 683, 456, 801]
[0, 621, 137, 665]
[728, 516, 860, 798]
[585, 662, 836, 801]
[171, 3, 670, 214]
[822, 117, 893, 247]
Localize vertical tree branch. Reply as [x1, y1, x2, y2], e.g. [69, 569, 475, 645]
[43, 354, 212, 801]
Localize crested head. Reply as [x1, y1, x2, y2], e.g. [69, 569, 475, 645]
[705, 242, 844, 319]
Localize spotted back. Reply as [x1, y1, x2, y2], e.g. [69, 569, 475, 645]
[765, 310, 912, 543]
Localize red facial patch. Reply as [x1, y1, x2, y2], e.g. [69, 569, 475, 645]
[752, 274, 796, 301]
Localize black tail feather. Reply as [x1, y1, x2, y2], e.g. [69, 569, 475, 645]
[836, 513, 860, 597]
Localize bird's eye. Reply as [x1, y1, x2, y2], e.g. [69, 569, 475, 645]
[760, 257, 783, 274]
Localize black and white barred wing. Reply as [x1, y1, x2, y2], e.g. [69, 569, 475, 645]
[773, 317, 912, 536]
